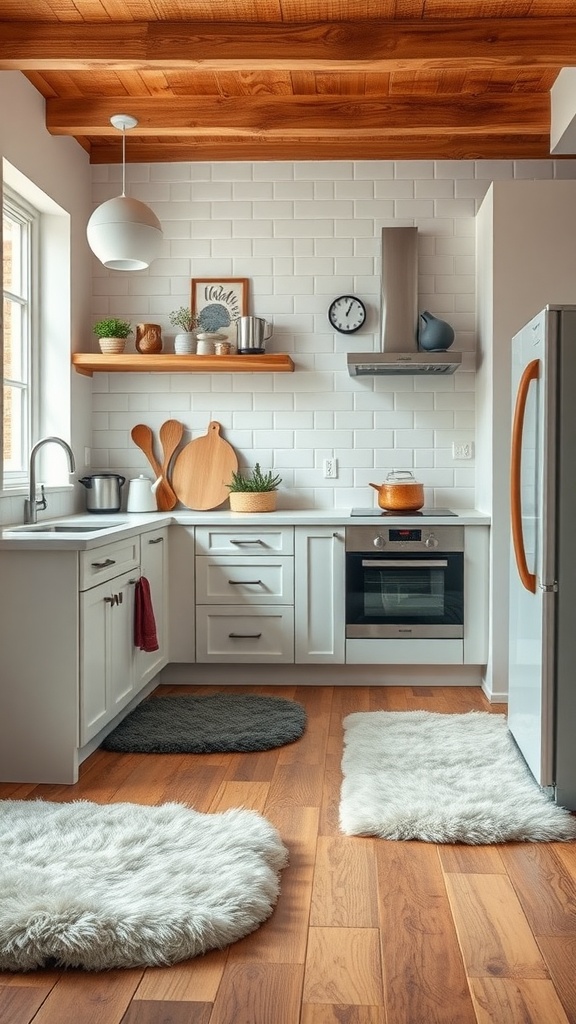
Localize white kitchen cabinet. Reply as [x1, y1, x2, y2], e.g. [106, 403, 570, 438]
[195, 525, 295, 663]
[168, 525, 195, 663]
[80, 568, 138, 744]
[136, 527, 168, 686]
[196, 606, 294, 663]
[294, 526, 345, 663]
[0, 524, 168, 784]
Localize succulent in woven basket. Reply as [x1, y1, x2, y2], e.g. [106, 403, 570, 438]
[227, 463, 282, 493]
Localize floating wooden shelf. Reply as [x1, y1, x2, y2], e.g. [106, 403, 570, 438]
[72, 353, 295, 377]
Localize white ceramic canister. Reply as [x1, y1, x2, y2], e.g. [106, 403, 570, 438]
[127, 474, 157, 512]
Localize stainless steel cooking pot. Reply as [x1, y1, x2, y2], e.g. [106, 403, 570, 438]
[369, 470, 425, 512]
[79, 473, 126, 513]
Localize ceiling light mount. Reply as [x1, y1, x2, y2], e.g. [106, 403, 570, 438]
[86, 112, 163, 272]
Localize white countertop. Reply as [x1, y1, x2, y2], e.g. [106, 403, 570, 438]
[0, 507, 490, 551]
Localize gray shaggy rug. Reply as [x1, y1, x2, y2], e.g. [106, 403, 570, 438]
[340, 710, 576, 844]
[0, 799, 288, 971]
[102, 693, 307, 753]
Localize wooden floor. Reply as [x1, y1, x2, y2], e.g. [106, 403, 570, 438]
[1, 684, 576, 1024]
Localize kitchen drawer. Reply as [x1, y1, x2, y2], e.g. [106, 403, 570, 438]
[196, 556, 294, 605]
[195, 526, 294, 556]
[346, 638, 464, 665]
[79, 536, 140, 591]
[196, 606, 294, 663]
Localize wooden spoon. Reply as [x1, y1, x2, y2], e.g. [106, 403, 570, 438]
[130, 423, 177, 512]
[131, 424, 162, 479]
[155, 419, 184, 511]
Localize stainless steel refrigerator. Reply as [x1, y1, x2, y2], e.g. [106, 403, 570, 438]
[509, 304, 576, 810]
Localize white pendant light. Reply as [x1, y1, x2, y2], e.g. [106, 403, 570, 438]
[86, 114, 163, 271]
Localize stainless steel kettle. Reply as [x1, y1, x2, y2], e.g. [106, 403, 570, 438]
[79, 473, 126, 513]
[236, 316, 273, 354]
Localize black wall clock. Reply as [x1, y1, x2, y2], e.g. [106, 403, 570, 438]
[328, 295, 367, 334]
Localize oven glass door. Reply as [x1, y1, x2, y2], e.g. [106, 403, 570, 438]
[346, 551, 464, 638]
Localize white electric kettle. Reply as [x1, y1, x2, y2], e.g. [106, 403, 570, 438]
[126, 475, 159, 513]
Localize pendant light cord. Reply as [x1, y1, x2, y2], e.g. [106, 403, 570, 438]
[121, 124, 126, 197]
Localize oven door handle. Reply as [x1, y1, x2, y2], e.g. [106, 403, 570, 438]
[361, 559, 449, 568]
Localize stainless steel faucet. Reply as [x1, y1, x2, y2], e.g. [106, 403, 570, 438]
[24, 436, 76, 524]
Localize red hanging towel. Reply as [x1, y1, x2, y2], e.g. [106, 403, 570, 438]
[134, 576, 159, 652]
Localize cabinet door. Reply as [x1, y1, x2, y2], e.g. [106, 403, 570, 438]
[136, 527, 168, 687]
[80, 569, 137, 745]
[294, 527, 345, 663]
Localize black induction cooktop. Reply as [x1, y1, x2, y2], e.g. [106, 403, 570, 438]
[350, 507, 457, 517]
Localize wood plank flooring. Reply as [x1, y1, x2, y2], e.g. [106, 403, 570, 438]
[1, 684, 576, 1024]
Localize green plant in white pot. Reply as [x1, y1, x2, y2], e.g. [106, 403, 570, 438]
[169, 306, 198, 354]
[227, 463, 282, 513]
[93, 318, 132, 354]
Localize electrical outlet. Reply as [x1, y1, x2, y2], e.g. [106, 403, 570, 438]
[323, 458, 338, 479]
[452, 442, 473, 460]
[84, 446, 91, 467]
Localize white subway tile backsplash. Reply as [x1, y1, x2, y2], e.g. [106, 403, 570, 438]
[89, 157, 572, 508]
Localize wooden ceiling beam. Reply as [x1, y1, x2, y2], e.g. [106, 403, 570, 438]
[46, 94, 550, 137]
[1, 18, 576, 71]
[88, 133, 556, 163]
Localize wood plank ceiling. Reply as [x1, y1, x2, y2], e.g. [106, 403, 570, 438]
[1, 1, 576, 163]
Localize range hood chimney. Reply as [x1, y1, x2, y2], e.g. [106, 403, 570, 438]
[346, 226, 462, 376]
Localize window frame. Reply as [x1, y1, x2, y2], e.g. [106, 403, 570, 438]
[2, 185, 39, 490]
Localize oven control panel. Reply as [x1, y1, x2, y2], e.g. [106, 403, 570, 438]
[346, 525, 464, 553]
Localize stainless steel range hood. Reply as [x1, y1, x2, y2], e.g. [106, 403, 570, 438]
[347, 226, 462, 376]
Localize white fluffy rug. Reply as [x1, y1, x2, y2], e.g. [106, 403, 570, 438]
[0, 799, 288, 971]
[340, 711, 576, 844]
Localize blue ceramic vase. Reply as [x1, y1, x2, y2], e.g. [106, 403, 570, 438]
[418, 311, 455, 351]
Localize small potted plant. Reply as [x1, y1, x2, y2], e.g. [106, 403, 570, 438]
[169, 306, 198, 354]
[227, 463, 282, 513]
[93, 318, 133, 354]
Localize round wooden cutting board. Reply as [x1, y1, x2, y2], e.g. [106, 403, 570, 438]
[171, 421, 238, 510]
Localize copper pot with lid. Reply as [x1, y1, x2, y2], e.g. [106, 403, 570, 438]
[369, 470, 425, 512]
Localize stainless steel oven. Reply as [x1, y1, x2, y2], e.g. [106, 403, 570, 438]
[346, 524, 464, 639]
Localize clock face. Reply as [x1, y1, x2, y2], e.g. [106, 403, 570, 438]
[328, 295, 366, 334]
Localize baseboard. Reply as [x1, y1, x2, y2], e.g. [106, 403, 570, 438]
[159, 663, 484, 687]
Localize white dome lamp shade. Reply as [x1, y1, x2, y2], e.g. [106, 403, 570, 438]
[86, 114, 163, 271]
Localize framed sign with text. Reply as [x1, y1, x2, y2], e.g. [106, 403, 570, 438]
[191, 278, 249, 343]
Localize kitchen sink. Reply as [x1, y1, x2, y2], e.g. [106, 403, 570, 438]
[7, 522, 124, 534]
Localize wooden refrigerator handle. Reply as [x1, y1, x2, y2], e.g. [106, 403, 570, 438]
[510, 358, 540, 594]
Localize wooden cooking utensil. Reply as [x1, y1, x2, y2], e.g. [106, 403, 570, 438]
[131, 424, 161, 478]
[171, 421, 238, 510]
[155, 419, 184, 511]
[130, 423, 177, 512]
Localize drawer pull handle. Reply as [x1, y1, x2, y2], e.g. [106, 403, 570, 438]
[230, 539, 266, 546]
[228, 579, 263, 586]
[91, 558, 116, 569]
[149, 537, 163, 545]
[228, 632, 263, 639]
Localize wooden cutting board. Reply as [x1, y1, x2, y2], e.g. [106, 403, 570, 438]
[171, 421, 238, 510]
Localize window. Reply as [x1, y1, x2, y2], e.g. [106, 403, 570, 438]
[2, 187, 38, 487]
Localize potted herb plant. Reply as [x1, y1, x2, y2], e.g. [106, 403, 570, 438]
[93, 318, 133, 354]
[227, 463, 282, 513]
[169, 306, 198, 354]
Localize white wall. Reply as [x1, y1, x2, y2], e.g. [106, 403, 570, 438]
[88, 157, 576, 511]
[477, 179, 576, 700]
[0, 72, 93, 525]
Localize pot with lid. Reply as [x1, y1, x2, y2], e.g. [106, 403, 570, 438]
[79, 473, 126, 513]
[369, 470, 425, 512]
